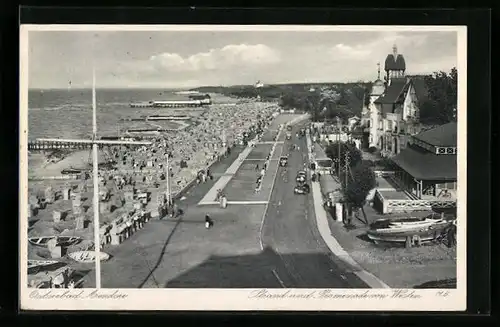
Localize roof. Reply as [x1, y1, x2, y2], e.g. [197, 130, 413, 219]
[391, 144, 456, 181]
[385, 54, 406, 71]
[371, 79, 385, 95]
[374, 78, 408, 105]
[414, 122, 457, 147]
[409, 76, 428, 104]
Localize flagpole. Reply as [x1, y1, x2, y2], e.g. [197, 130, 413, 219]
[166, 153, 170, 206]
[92, 66, 102, 289]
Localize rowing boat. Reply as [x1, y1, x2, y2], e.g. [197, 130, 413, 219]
[369, 217, 445, 232]
[28, 236, 82, 248]
[68, 250, 110, 263]
[366, 219, 452, 244]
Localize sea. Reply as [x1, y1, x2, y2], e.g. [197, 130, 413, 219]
[27, 89, 211, 139]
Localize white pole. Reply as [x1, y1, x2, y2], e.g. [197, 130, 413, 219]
[92, 67, 101, 289]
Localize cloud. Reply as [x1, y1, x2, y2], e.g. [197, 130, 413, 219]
[149, 43, 280, 72]
[329, 43, 372, 60]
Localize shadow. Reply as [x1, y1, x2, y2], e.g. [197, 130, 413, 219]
[163, 247, 370, 289]
[356, 233, 372, 243]
[29, 219, 39, 228]
[137, 213, 185, 288]
[83, 205, 90, 212]
[414, 278, 456, 289]
[61, 211, 69, 221]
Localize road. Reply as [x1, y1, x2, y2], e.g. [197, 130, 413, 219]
[261, 121, 369, 288]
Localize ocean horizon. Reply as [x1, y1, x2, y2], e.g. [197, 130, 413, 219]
[26, 89, 233, 140]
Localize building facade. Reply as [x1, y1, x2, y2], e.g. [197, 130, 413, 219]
[361, 45, 424, 157]
[390, 122, 457, 200]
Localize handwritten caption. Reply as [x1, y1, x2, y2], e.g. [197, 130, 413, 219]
[29, 290, 128, 300]
[248, 289, 449, 300]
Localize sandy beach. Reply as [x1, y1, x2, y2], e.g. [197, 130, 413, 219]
[26, 97, 280, 274]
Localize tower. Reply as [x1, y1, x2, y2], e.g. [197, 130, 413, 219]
[384, 44, 406, 84]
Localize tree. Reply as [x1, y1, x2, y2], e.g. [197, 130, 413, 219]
[325, 141, 362, 174]
[420, 67, 457, 124]
[341, 162, 376, 210]
[363, 87, 371, 107]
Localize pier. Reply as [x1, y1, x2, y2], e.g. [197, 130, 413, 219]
[28, 138, 152, 151]
[129, 99, 209, 108]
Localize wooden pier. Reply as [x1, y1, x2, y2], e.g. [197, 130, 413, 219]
[28, 138, 152, 151]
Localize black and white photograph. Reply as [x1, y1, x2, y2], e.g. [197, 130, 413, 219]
[19, 25, 467, 311]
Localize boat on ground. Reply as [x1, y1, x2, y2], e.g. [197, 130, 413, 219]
[369, 216, 445, 231]
[28, 259, 63, 273]
[28, 236, 82, 248]
[68, 250, 111, 263]
[61, 167, 83, 175]
[366, 218, 453, 245]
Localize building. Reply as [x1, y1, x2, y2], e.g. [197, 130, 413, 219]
[389, 122, 457, 200]
[361, 45, 427, 156]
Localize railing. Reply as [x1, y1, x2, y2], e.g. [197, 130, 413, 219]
[373, 170, 396, 178]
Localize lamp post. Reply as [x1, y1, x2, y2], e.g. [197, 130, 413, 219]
[336, 116, 341, 177]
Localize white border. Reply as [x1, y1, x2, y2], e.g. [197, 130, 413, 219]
[19, 24, 467, 311]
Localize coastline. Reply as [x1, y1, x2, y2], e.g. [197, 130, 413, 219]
[26, 95, 280, 261]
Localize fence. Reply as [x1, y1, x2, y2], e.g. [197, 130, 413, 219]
[375, 189, 456, 214]
[373, 170, 396, 178]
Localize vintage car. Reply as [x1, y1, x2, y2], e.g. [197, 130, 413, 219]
[279, 156, 289, 167]
[294, 183, 310, 194]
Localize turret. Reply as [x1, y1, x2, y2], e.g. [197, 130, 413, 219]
[384, 44, 406, 82]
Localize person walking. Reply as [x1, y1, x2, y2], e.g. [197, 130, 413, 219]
[205, 214, 213, 229]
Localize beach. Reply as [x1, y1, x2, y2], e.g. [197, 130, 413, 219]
[26, 94, 280, 286]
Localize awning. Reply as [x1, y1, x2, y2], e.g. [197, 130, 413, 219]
[391, 145, 457, 181]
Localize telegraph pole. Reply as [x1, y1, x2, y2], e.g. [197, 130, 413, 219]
[336, 116, 341, 177]
[344, 151, 350, 189]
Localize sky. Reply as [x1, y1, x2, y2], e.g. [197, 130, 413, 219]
[27, 29, 458, 89]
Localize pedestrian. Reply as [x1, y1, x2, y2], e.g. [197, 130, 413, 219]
[255, 164, 259, 171]
[205, 214, 213, 229]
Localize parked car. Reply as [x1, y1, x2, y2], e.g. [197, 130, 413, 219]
[294, 183, 310, 194]
[296, 175, 306, 183]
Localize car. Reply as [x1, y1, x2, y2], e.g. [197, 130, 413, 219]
[279, 156, 289, 167]
[294, 184, 310, 194]
[297, 170, 307, 177]
[296, 175, 306, 183]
